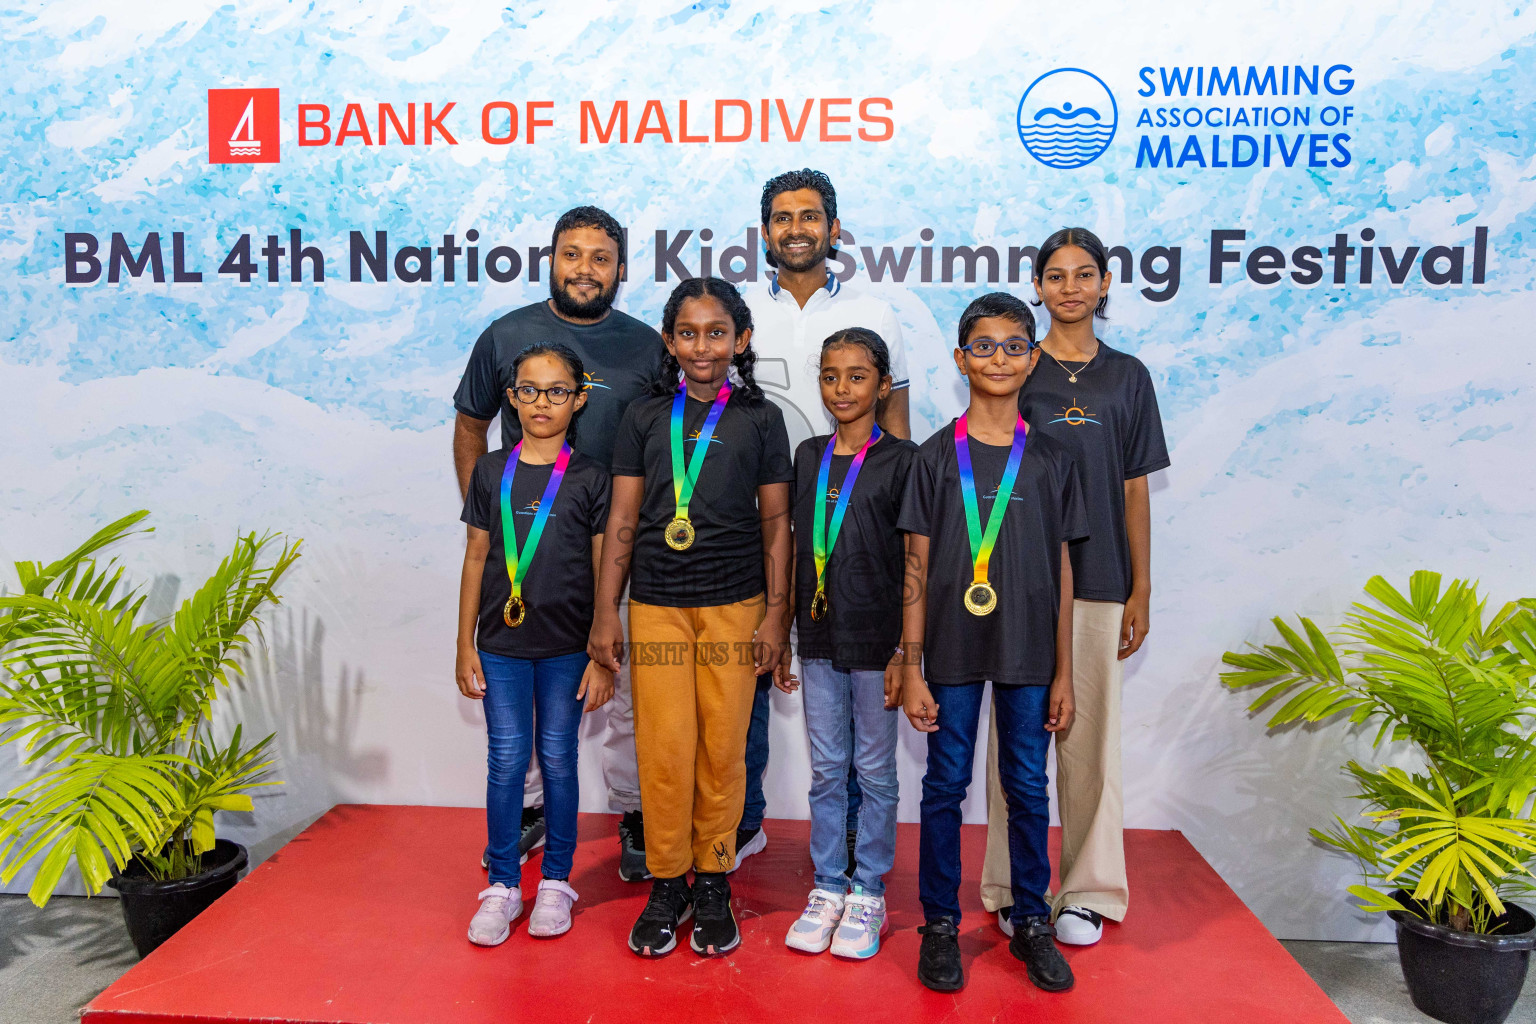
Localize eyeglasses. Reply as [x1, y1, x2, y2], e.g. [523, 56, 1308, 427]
[960, 339, 1037, 358]
[511, 385, 578, 405]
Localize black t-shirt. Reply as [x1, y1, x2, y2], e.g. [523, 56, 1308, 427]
[898, 421, 1088, 687]
[461, 448, 611, 658]
[453, 301, 663, 469]
[792, 433, 918, 671]
[611, 389, 794, 608]
[1019, 342, 1170, 603]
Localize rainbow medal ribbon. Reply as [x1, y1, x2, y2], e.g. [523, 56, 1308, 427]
[954, 413, 1027, 617]
[666, 378, 732, 551]
[810, 425, 882, 622]
[499, 441, 571, 627]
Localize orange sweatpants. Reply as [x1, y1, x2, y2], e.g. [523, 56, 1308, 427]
[628, 595, 765, 877]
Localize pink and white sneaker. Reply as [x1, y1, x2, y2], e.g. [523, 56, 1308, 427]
[785, 888, 846, 953]
[468, 883, 522, 946]
[527, 879, 579, 937]
[830, 888, 888, 960]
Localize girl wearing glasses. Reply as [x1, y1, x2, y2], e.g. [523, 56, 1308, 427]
[979, 227, 1171, 948]
[457, 342, 614, 946]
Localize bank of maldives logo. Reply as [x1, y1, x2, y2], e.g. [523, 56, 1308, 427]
[1016, 69, 1117, 169]
[208, 88, 280, 164]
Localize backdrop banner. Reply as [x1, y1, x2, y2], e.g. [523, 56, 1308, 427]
[2, 1, 1533, 941]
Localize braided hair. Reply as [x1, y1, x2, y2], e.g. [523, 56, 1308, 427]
[651, 277, 763, 400]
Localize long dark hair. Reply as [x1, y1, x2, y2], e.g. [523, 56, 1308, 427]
[650, 277, 763, 399]
[1032, 226, 1111, 320]
[511, 341, 587, 444]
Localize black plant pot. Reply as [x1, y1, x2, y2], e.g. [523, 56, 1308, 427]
[1388, 889, 1536, 1024]
[107, 839, 248, 958]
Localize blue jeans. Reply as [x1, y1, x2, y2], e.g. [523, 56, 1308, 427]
[802, 659, 898, 895]
[743, 672, 861, 832]
[479, 649, 587, 888]
[919, 682, 1052, 925]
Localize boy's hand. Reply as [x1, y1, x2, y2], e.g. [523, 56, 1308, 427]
[1046, 676, 1075, 732]
[455, 645, 485, 700]
[754, 622, 790, 675]
[903, 669, 939, 732]
[883, 654, 904, 710]
[578, 661, 614, 711]
[773, 659, 800, 694]
[587, 613, 625, 674]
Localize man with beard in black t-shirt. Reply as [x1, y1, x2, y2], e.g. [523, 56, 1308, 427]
[453, 206, 661, 883]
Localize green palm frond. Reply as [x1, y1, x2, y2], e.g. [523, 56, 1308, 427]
[1224, 570, 1536, 933]
[0, 513, 300, 905]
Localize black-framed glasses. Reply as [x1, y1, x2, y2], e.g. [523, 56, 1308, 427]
[511, 384, 578, 405]
[960, 338, 1037, 358]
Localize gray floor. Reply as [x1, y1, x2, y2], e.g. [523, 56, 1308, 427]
[0, 895, 1531, 1024]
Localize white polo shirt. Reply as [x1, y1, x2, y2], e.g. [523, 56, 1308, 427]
[745, 270, 911, 452]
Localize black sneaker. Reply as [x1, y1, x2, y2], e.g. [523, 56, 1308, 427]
[628, 875, 693, 957]
[690, 872, 739, 956]
[727, 824, 766, 874]
[1010, 915, 1075, 992]
[844, 828, 859, 879]
[618, 810, 651, 882]
[519, 806, 547, 862]
[917, 917, 964, 992]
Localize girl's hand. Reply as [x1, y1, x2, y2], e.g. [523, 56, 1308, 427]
[578, 661, 615, 711]
[903, 670, 939, 732]
[587, 613, 625, 674]
[754, 622, 790, 676]
[456, 645, 486, 700]
[883, 656, 904, 710]
[1119, 590, 1150, 660]
[773, 660, 799, 694]
[1046, 676, 1075, 732]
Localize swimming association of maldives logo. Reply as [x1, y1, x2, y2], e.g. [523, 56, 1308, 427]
[208, 88, 280, 164]
[1016, 69, 1117, 169]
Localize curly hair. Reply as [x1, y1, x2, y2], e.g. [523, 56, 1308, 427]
[758, 168, 838, 269]
[650, 277, 762, 400]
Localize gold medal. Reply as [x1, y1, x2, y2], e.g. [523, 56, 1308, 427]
[503, 594, 527, 628]
[809, 588, 829, 622]
[665, 516, 696, 551]
[964, 581, 997, 617]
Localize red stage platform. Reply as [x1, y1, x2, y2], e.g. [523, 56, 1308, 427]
[84, 806, 1346, 1024]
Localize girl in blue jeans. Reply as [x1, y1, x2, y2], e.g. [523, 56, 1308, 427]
[456, 342, 613, 946]
[780, 328, 916, 960]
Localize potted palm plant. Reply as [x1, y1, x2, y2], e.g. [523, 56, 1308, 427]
[0, 511, 300, 957]
[1222, 571, 1536, 1024]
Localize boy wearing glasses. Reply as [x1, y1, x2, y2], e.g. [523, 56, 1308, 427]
[897, 293, 1088, 993]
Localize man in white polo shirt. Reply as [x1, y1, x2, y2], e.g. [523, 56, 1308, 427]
[733, 168, 911, 871]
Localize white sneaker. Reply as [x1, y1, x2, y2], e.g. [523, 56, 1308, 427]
[829, 888, 887, 960]
[784, 888, 845, 953]
[468, 884, 522, 946]
[527, 879, 578, 938]
[997, 909, 1014, 937]
[1054, 906, 1104, 945]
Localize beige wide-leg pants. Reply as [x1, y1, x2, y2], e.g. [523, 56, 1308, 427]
[980, 599, 1128, 921]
